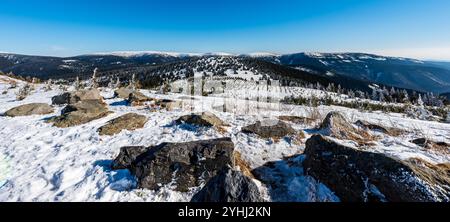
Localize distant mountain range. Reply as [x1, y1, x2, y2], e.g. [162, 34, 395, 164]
[1, 51, 450, 95]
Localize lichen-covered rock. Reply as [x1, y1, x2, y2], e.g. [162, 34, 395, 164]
[97, 113, 147, 135]
[319, 112, 373, 143]
[191, 166, 264, 202]
[48, 100, 110, 127]
[175, 112, 228, 128]
[241, 119, 296, 139]
[52, 88, 102, 105]
[3, 103, 53, 117]
[111, 138, 236, 192]
[155, 99, 183, 111]
[114, 87, 134, 99]
[303, 134, 449, 202]
[127, 91, 152, 106]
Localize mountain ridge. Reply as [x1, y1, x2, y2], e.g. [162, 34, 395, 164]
[1, 51, 449, 93]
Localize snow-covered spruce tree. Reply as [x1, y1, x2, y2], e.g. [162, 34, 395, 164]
[371, 88, 378, 101]
[114, 77, 121, 89]
[107, 77, 114, 89]
[16, 82, 32, 101]
[129, 73, 136, 90]
[406, 94, 432, 120]
[74, 76, 81, 90]
[44, 79, 53, 91]
[91, 68, 98, 88]
[9, 81, 17, 89]
[378, 91, 385, 102]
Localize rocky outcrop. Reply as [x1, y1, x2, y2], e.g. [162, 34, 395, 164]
[3, 103, 53, 117]
[303, 134, 449, 202]
[410, 138, 450, 155]
[52, 88, 102, 105]
[112, 138, 236, 192]
[114, 87, 134, 99]
[48, 100, 110, 127]
[127, 91, 152, 106]
[97, 113, 148, 136]
[191, 166, 263, 202]
[241, 119, 296, 139]
[355, 120, 405, 136]
[319, 112, 373, 143]
[175, 112, 228, 128]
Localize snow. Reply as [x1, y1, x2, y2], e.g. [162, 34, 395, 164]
[246, 52, 280, 57]
[224, 69, 263, 81]
[0, 75, 449, 202]
[92, 51, 202, 58]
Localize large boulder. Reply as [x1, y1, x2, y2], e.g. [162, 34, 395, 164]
[303, 134, 450, 202]
[48, 100, 110, 127]
[112, 138, 237, 192]
[175, 112, 228, 128]
[155, 99, 183, 111]
[191, 166, 264, 202]
[127, 91, 152, 106]
[97, 113, 148, 136]
[319, 112, 373, 143]
[3, 103, 53, 117]
[52, 88, 103, 105]
[241, 119, 297, 139]
[114, 87, 134, 99]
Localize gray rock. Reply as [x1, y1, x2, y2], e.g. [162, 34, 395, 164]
[175, 112, 228, 128]
[114, 87, 134, 99]
[48, 100, 110, 127]
[112, 138, 236, 192]
[155, 99, 183, 111]
[303, 134, 449, 202]
[319, 112, 373, 142]
[191, 166, 264, 202]
[127, 91, 152, 106]
[52, 89, 103, 105]
[98, 113, 148, 136]
[4, 103, 53, 117]
[241, 119, 296, 139]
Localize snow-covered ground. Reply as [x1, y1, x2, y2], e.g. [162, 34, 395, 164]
[0, 75, 449, 202]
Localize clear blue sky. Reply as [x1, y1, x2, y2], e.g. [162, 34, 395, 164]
[1, 0, 450, 59]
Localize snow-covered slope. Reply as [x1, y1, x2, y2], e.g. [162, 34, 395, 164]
[0, 75, 449, 202]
